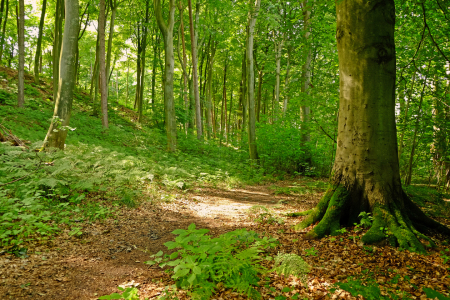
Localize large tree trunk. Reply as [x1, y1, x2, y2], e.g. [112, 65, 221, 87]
[188, 0, 202, 139]
[154, 0, 177, 151]
[17, 0, 24, 108]
[106, 0, 117, 92]
[138, 1, 150, 123]
[0, 0, 8, 64]
[34, 0, 46, 84]
[246, 0, 261, 161]
[99, 0, 108, 128]
[295, 0, 449, 253]
[43, 0, 78, 149]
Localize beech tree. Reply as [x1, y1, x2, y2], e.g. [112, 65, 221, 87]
[43, 0, 78, 149]
[154, 0, 177, 151]
[295, 0, 450, 252]
[17, 0, 24, 107]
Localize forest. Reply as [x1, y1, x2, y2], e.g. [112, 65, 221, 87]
[0, 0, 450, 299]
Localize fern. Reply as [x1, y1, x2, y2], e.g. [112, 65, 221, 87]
[272, 252, 310, 286]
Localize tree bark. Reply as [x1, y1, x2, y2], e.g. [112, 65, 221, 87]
[274, 38, 283, 122]
[282, 46, 291, 117]
[154, 0, 177, 151]
[99, 0, 108, 128]
[53, 0, 64, 101]
[106, 0, 117, 91]
[17, 0, 24, 108]
[0, 0, 8, 64]
[300, 0, 312, 142]
[188, 0, 202, 139]
[295, 0, 449, 252]
[246, 0, 261, 161]
[138, 1, 150, 123]
[34, 0, 46, 84]
[43, 0, 78, 150]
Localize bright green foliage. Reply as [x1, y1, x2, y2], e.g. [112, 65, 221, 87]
[358, 212, 373, 228]
[145, 223, 278, 300]
[303, 247, 318, 257]
[271, 252, 310, 286]
[98, 286, 142, 300]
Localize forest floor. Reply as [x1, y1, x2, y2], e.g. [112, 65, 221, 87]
[1, 180, 450, 300]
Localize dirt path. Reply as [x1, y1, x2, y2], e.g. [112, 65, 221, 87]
[1, 182, 319, 300]
[2, 180, 450, 300]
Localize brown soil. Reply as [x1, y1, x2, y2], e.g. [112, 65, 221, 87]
[1, 180, 449, 300]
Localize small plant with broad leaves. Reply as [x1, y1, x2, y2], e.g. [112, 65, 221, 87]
[358, 212, 373, 228]
[304, 247, 318, 257]
[98, 286, 143, 300]
[145, 223, 278, 300]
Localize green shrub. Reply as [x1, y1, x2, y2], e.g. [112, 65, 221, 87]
[145, 224, 278, 300]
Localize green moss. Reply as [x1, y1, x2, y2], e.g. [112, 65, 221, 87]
[308, 185, 349, 238]
[286, 209, 313, 217]
[294, 187, 334, 230]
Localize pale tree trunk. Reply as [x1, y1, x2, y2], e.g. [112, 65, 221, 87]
[282, 46, 291, 117]
[99, 0, 108, 128]
[154, 0, 177, 151]
[205, 40, 216, 139]
[188, 0, 202, 139]
[274, 38, 283, 122]
[0, 0, 8, 64]
[222, 56, 228, 140]
[34, 0, 46, 84]
[106, 0, 118, 92]
[296, 0, 449, 252]
[300, 0, 312, 142]
[53, 0, 64, 101]
[177, 1, 189, 130]
[227, 89, 232, 143]
[246, 0, 261, 161]
[17, 0, 24, 108]
[256, 67, 263, 122]
[43, 0, 78, 150]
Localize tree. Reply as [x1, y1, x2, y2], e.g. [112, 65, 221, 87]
[43, 0, 78, 149]
[295, 0, 449, 252]
[246, 0, 261, 161]
[34, 0, 47, 84]
[99, 0, 108, 128]
[154, 0, 177, 151]
[17, 0, 24, 108]
[0, 0, 9, 64]
[188, 0, 202, 140]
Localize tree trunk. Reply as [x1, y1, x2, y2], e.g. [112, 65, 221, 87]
[300, 0, 312, 142]
[0, 0, 8, 64]
[282, 46, 291, 117]
[177, 1, 189, 130]
[34, 0, 46, 84]
[138, 1, 150, 123]
[43, 0, 78, 149]
[274, 39, 283, 122]
[246, 0, 261, 161]
[398, 70, 417, 162]
[295, 0, 449, 253]
[99, 0, 108, 128]
[205, 40, 216, 139]
[188, 0, 202, 139]
[53, 0, 64, 101]
[256, 67, 263, 122]
[154, 0, 177, 151]
[106, 0, 117, 91]
[227, 89, 232, 143]
[222, 56, 228, 140]
[17, 0, 24, 108]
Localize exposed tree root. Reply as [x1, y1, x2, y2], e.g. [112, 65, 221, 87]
[294, 184, 450, 253]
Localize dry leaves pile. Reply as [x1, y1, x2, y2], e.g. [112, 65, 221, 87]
[0, 181, 449, 300]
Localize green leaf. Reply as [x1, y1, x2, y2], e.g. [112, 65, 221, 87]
[155, 250, 163, 256]
[281, 287, 291, 293]
[164, 241, 179, 249]
[169, 252, 179, 259]
[187, 273, 196, 285]
[193, 266, 201, 274]
[144, 260, 156, 265]
[188, 223, 196, 231]
[173, 268, 190, 279]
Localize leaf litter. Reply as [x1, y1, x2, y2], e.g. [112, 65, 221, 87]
[0, 179, 449, 299]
